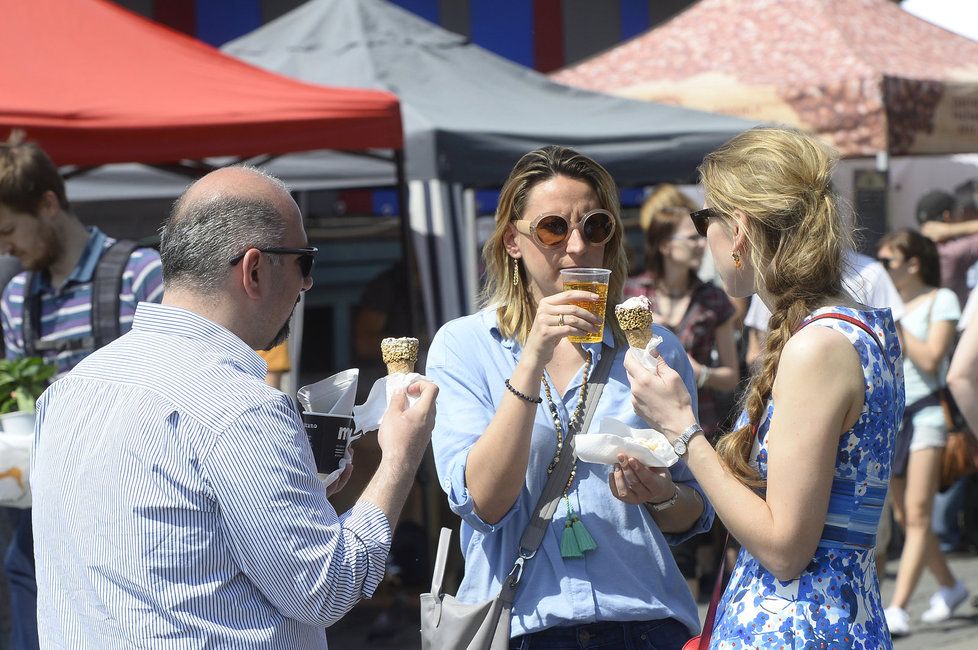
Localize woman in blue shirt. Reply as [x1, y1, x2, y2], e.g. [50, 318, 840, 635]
[427, 145, 713, 649]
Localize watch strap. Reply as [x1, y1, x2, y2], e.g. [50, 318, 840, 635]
[674, 422, 702, 455]
[648, 485, 680, 512]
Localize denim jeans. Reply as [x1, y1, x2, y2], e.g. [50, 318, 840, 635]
[933, 477, 966, 552]
[3, 509, 38, 650]
[509, 618, 691, 650]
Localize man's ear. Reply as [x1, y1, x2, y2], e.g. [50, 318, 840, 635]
[35, 191, 62, 221]
[237, 249, 264, 300]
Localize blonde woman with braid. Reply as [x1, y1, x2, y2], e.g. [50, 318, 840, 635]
[624, 128, 904, 649]
[427, 146, 714, 648]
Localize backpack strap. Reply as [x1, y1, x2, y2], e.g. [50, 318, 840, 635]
[91, 240, 138, 350]
[22, 272, 96, 356]
[20, 240, 138, 358]
[21, 272, 43, 358]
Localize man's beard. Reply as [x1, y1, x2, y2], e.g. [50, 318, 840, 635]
[25, 225, 62, 271]
[262, 297, 300, 351]
[264, 318, 290, 351]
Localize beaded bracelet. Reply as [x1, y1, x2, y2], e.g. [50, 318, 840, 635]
[504, 378, 542, 404]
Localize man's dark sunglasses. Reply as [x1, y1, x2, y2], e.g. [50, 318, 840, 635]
[689, 208, 720, 237]
[228, 246, 318, 278]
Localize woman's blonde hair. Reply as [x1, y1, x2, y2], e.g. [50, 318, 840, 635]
[639, 184, 699, 232]
[700, 127, 853, 487]
[481, 145, 628, 345]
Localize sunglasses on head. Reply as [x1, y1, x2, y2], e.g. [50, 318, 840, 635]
[228, 246, 318, 278]
[512, 209, 616, 248]
[689, 208, 720, 238]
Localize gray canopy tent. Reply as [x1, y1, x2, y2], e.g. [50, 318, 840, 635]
[222, 0, 756, 330]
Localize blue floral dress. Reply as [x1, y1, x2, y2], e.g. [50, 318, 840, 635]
[711, 307, 904, 650]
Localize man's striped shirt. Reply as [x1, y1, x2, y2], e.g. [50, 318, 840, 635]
[1, 227, 163, 375]
[32, 302, 391, 649]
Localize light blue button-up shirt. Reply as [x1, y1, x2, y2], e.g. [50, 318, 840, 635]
[32, 303, 390, 649]
[427, 309, 713, 637]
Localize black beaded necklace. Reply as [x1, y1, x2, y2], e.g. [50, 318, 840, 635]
[540, 349, 597, 559]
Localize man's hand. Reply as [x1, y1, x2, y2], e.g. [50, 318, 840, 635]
[362, 380, 439, 528]
[376, 380, 438, 471]
[325, 449, 354, 498]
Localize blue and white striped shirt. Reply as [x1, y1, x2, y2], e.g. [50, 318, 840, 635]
[32, 302, 391, 649]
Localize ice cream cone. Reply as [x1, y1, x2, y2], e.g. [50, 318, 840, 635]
[381, 337, 419, 374]
[623, 327, 653, 349]
[615, 297, 655, 349]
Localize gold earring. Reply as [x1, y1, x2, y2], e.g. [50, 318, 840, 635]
[512, 257, 520, 286]
[732, 252, 742, 270]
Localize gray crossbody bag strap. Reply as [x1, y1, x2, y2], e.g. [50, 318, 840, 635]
[497, 344, 615, 604]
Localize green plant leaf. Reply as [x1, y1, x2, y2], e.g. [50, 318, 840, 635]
[0, 357, 57, 414]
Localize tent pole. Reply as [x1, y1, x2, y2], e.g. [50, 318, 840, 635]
[395, 148, 441, 566]
[395, 149, 420, 337]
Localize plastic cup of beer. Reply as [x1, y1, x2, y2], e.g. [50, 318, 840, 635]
[560, 267, 610, 343]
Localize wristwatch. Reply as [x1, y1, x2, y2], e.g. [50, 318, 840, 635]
[672, 423, 703, 457]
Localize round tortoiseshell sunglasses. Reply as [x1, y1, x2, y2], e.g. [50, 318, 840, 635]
[512, 209, 616, 248]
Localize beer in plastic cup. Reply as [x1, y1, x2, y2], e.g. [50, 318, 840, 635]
[559, 267, 610, 343]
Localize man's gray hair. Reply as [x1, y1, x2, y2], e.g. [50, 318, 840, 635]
[160, 170, 291, 292]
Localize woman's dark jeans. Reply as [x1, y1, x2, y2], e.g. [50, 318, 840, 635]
[509, 618, 691, 650]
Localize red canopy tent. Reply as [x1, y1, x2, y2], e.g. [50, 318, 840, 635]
[0, 0, 415, 376]
[554, 0, 978, 158]
[0, 0, 402, 166]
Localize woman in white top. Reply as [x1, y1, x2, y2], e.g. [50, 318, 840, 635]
[948, 284, 978, 433]
[876, 228, 968, 636]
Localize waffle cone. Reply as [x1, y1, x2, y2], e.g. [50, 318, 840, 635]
[624, 328, 653, 349]
[385, 359, 415, 375]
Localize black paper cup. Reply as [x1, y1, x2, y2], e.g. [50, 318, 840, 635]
[301, 411, 355, 475]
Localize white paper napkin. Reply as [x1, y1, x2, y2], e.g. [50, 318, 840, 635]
[317, 457, 351, 490]
[352, 372, 428, 435]
[632, 334, 664, 369]
[298, 368, 359, 415]
[573, 417, 679, 468]
[299, 370, 431, 489]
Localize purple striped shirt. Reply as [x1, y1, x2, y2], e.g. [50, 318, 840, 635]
[1, 227, 164, 375]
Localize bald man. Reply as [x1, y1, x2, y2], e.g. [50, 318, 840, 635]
[30, 167, 438, 649]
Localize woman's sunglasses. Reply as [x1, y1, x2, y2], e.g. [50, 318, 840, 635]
[689, 208, 719, 237]
[512, 209, 616, 248]
[229, 246, 318, 278]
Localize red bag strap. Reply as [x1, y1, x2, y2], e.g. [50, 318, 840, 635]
[695, 534, 730, 649]
[750, 312, 888, 437]
[794, 312, 886, 355]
